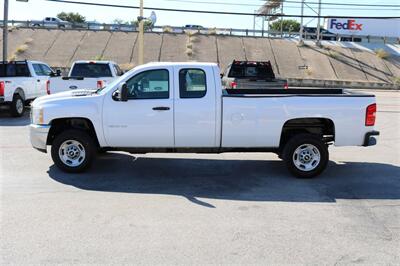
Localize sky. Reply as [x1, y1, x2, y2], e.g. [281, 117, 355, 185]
[1, 0, 400, 30]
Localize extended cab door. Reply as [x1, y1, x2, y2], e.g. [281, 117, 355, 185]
[31, 63, 51, 97]
[103, 67, 174, 147]
[173, 66, 218, 147]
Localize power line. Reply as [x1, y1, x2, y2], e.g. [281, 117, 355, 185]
[274, 0, 400, 7]
[46, 0, 400, 18]
[160, 0, 400, 11]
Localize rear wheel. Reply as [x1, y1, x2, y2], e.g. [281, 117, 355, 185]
[51, 130, 95, 173]
[10, 94, 25, 117]
[283, 134, 329, 178]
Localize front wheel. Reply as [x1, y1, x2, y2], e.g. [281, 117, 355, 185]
[283, 134, 329, 178]
[51, 130, 95, 173]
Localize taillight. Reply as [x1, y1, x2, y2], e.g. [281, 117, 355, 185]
[46, 80, 50, 95]
[0, 81, 4, 96]
[230, 81, 237, 89]
[97, 80, 104, 89]
[365, 103, 376, 126]
[283, 82, 289, 89]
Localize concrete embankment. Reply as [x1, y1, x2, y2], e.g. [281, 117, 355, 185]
[1, 28, 399, 89]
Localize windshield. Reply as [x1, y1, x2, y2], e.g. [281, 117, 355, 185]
[70, 63, 112, 78]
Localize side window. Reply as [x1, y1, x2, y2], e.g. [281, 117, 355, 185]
[32, 64, 44, 76]
[125, 69, 169, 99]
[40, 64, 53, 76]
[179, 69, 206, 98]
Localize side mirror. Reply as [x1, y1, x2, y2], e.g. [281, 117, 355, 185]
[220, 73, 224, 78]
[119, 83, 128, 102]
[56, 69, 62, 76]
[112, 83, 128, 102]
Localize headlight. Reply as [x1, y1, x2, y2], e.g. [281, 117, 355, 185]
[31, 108, 44, 125]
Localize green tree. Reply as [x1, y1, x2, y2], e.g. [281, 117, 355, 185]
[270, 19, 300, 32]
[57, 12, 86, 23]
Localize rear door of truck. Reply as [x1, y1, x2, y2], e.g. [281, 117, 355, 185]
[173, 65, 219, 147]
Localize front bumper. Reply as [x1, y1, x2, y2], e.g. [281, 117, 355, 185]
[363, 131, 380, 147]
[30, 124, 50, 153]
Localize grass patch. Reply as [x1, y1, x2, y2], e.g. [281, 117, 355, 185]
[305, 68, 313, 76]
[93, 55, 106, 61]
[328, 50, 339, 59]
[163, 26, 173, 33]
[24, 38, 33, 44]
[8, 54, 17, 61]
[393, 76, 400, 86]
[185, 48, 193, 57]
[208, 28, 217, 35]
[15, 44, 28, 54]
[375, 48, 390, 59]
[119, 63, 135, 71]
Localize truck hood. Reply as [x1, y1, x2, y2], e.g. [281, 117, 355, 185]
[32, 89, 98, 107]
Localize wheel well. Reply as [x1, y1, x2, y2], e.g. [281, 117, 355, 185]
[47, 118, 100, 147]
[14, 88, 25, 101]
[279, 118, 335, 148]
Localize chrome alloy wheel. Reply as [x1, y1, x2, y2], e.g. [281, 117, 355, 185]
[58, 140, 86, 167]
[16, 98, 24, 114]
[292, 144, 321, 172]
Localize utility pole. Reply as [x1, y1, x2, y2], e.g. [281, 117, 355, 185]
[138, 0, 144, 65]
[3, 0, 9, 62]
[316, 0, 322, 47]
[299, 0, 304, 45]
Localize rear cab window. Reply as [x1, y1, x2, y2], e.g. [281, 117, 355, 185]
[228, 61, 275, 80]
[70, 63, 113, 78]
[0, 62, 31, 77]
[179, 69, 207, 98]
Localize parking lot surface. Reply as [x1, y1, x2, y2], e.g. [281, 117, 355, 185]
[1, 90, 399, 265]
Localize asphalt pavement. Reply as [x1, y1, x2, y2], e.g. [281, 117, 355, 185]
[0, 89, 399, 265]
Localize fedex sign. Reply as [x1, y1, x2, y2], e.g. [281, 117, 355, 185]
[330, 19, 363, 31]
[325, 18, 399, 38]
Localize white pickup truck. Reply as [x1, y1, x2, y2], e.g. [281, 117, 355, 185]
[50, 61, 123, 94]
[30, 62, 379, 178]
[0, 60, 54, 116]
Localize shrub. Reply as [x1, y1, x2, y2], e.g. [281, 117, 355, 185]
[375, 48, 390, 59]
[185, 48, 193, 57]
[163, 26, 173, 33]
[15, 44, 28, 54]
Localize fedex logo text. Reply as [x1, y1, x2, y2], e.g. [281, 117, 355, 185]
[330, 19, 363, 31]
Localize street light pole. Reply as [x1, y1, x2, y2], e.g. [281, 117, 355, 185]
[3, 0, 9, 62]
[138, 0, 144, 65]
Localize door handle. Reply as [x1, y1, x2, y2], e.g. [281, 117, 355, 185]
[37, 79, 41, 82]
[152, 106, 170, 111]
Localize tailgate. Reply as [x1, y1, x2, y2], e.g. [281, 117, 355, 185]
[49, 77, 99, 94]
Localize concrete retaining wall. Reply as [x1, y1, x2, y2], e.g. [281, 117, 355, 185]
[1, 28, 399, 88]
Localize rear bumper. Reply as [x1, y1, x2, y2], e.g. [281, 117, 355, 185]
[363, 131, 380, 147]
[30, 124, 50, 153]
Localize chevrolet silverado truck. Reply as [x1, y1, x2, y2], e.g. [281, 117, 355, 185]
[0, 60, 54, 116]
[30, 62, 379, 178]
[49, 61, 123, 94]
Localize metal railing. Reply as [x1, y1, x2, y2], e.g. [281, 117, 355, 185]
[1, 20, 399, 44]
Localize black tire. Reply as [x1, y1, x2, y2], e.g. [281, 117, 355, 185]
[51, 129, 95, 173]
[10, 94, 25, 117]
[283, 134, 329, 178]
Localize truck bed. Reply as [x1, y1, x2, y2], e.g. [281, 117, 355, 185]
[223, 88, 374, 97]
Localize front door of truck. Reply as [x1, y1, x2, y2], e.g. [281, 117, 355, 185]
[103, 67, 174, 147]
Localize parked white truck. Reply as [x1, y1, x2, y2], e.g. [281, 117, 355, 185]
[50, 61, 123, 94]
[0, 60, 54, 116]
[30, 62, 379, 178]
